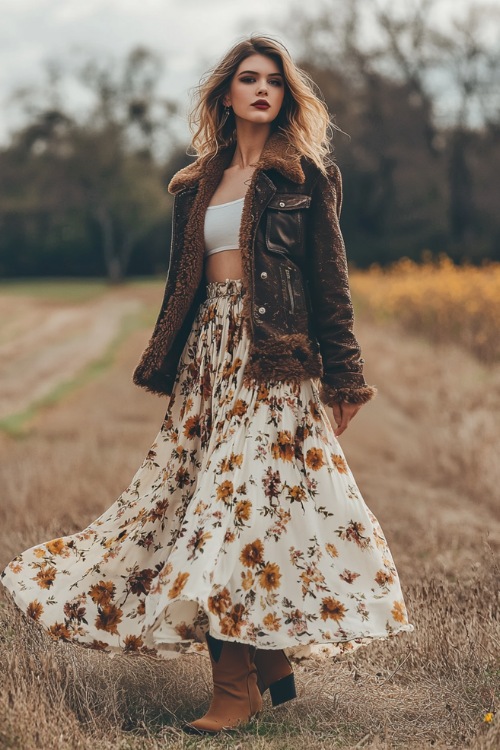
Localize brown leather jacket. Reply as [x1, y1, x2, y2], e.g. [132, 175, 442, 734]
[133, 130, 376, 406]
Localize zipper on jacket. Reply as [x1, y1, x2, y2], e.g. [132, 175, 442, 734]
[168, 195, 177, 269]
[285, 268, 295, 314]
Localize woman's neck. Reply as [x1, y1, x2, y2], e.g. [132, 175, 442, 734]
[228, 125, 272, 169]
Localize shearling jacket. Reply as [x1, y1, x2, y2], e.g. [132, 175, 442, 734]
[133, 130, 376, 406]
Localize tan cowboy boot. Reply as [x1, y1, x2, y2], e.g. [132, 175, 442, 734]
[254, 648, 297, 706]
[183, 633, 263, 735]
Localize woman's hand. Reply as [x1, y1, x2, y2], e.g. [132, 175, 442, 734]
[331, 401, 362, 438]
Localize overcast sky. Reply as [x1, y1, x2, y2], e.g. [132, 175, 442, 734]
[0, 0, 295, 145]
[0, 0, 496, 146]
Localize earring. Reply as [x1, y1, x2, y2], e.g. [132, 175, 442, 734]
[221, 104, 231, 126]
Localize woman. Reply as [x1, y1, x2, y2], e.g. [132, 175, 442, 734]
[1, 35, 413, 735]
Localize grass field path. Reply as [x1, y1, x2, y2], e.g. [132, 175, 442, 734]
[0, 284, 498, 749]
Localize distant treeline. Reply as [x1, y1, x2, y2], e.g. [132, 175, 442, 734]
[0, 2, 499, 281]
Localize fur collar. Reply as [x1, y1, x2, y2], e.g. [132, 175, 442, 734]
[167, 130, 306, 194]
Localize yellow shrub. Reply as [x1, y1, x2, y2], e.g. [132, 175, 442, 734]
[351, 255, 500, 362]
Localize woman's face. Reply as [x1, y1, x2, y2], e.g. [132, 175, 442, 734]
[224, 53, 285, 125]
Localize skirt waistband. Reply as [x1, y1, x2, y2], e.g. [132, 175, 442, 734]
[205, 278, 243, 299]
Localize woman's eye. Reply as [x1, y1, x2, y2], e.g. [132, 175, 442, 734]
[240, 77, 282, 86]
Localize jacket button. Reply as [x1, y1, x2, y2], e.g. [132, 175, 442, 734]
[260, 271, 268, 279]
[258, 306, 266, 314]
[279, 201, 285, 207]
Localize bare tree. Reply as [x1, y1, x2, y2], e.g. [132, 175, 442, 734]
[285, 0, 500, 251]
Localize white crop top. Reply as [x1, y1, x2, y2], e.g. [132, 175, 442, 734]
[204, 197, 244, 257]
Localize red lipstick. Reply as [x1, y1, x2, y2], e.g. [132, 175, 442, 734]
[252, 99, 270, 109]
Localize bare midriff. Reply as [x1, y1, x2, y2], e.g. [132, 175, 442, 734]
[203, 163, 256, 283]
[204, 249, 243, 283]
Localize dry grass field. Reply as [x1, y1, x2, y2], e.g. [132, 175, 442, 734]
[350, 255, 500, 363]
[0, 277, 499, 750]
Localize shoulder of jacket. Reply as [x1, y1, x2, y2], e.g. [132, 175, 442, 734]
[300, 155, 340, 182]
[167, 152, 213, 194]
[326, 161, 341, 179]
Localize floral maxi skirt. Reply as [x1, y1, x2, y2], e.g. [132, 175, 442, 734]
[1, 278, 413, 661]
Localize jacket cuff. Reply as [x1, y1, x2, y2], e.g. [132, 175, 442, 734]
[319, 382, 378, 406]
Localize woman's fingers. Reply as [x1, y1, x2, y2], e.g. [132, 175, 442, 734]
[333, 402, 361, 437]
[331, 402, 342, 430]
[334, 403, 348, 437]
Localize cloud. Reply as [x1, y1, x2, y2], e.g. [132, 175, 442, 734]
[0, 0, 294, 144]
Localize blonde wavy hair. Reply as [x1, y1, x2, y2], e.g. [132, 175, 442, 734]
[187, 34, 339, 174]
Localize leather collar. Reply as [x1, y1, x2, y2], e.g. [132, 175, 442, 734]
[167, 130, 306, 194]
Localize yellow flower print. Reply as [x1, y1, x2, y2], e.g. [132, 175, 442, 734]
[158, 562, 173, 582]
[33, 548, 47, 559]
[175, 467, 190, 488]
[375, 570, 395, 587]
[320, 597, 347, 622]
[89, 580, 116, 606]
[183, 415, 201, 439]
[271, 431, 295, 462]
[231, 399, 248, 417]
[309, 399, 322, 421]
[391, 600, 407, 623]
[216, 480, 234, 504]
[289, 485, 307, 502]
[168, 572, 190, 599]
[235, 500, 252, 522]
[184, 396, 193, 413]
[148, 499, 169, 522]
[240, 539, 264, 568]
[241, 570, 254, 591]
[258, 563, 282, 591]
[45, 538, 66, 556]
[187, 528, 213, 559]
[339, 569, 360, 584]
[263, 612, 281, 631]
[95, 603, 123, 635]
[127, 568, 155, 596]
[175, 623, 197, 640]
[194, 500, 208, 515]
[220, 453, 244, 472]
[256, 384, 269, 401]
[34, 566, 57, 590]
[63, 600, 86, 622]
[306, 447, 325, 470]
[325, 543, 339, 558]
[222, 357, 243, 379]
[26, 600, 44, 621]
[332, 454, 348, 474]
[208, 587, 232, 615]
[8, 561, 22, 573]
[48, 622, 71, 640]
[220, 603, 246, 637]
[124, 634, 144, 652]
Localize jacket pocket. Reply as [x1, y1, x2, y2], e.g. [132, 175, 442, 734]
[279, 264, 308, 319]
[265, 193, 311, 255]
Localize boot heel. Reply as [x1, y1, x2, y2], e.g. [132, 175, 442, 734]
[269, 672, 297, 706]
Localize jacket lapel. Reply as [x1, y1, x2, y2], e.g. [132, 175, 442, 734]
[167, 130, 306, 195]
[150, 131, 306, 365]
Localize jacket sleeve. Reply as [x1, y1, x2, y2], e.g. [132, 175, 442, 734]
[306, 162, 377, 406]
